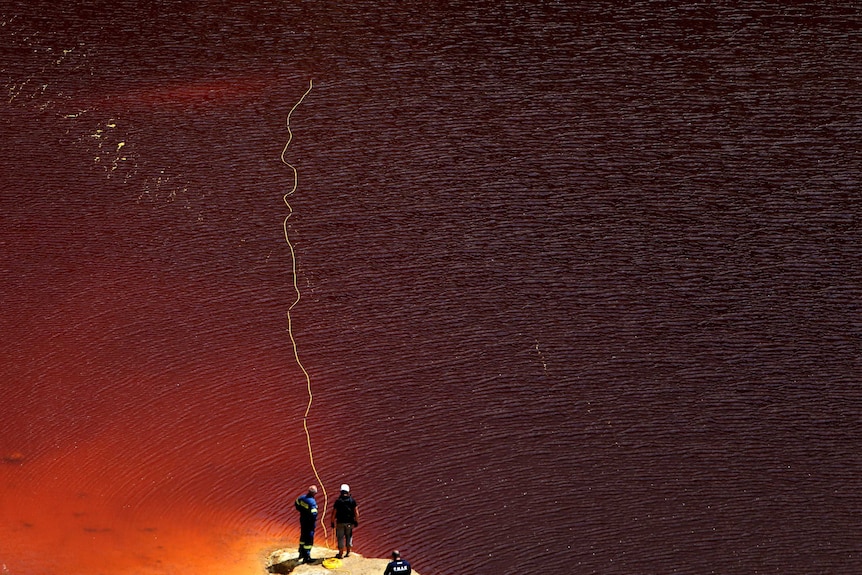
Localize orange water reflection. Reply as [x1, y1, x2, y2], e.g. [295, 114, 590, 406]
[0, 253, 366, 574]
[0, 374, 316, 575]
[1, 454, 300, 574]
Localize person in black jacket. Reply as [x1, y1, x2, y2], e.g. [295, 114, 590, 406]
[331, 483, 360, 558]
[383, 550, 411, 575]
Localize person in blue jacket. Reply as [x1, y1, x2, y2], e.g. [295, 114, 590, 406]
[383, 550, 411, 575]
[294, 485, 318, 563]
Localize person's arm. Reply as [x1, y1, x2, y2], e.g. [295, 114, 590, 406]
[354, 504, 360, 526]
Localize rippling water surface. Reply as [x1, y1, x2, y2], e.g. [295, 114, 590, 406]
[2, 2, 861, 574]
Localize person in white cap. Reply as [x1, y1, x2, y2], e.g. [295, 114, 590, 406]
[331, 483, 359, 559]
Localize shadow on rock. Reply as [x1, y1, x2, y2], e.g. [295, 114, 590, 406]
[267, 558, 323, 574]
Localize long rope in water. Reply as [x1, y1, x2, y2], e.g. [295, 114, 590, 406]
[280, 79, 330, 541]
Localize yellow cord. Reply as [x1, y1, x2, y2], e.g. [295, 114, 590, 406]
[280, 79, 329, 539]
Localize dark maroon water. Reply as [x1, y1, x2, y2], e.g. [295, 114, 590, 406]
[2, 2, 862, 574]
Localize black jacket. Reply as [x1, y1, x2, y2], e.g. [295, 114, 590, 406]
[333, 494, 358, 525]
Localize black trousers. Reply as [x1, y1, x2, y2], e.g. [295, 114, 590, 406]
[298, 520, 316, 559]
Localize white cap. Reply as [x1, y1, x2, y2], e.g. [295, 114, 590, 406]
[340, 484, 350, 493]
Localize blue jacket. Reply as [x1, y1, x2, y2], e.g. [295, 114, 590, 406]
[295, 493, 318, 525]
[384, 559, 411, 575]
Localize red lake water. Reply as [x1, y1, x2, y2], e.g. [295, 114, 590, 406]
[2, 2, 862, 574]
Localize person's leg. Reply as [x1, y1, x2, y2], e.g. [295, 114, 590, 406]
[298, 533, 308, 561]
[298, 523, 307, 560]
[335, 523, 346, 558]
[299, 523, 315, 562]
[344, 524, 353, 556]
[304, 527, 315, 562]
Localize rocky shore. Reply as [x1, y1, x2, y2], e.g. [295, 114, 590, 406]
[266, 546, 421, 575]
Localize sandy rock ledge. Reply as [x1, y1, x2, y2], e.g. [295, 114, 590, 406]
[266, 546, 421, 575]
